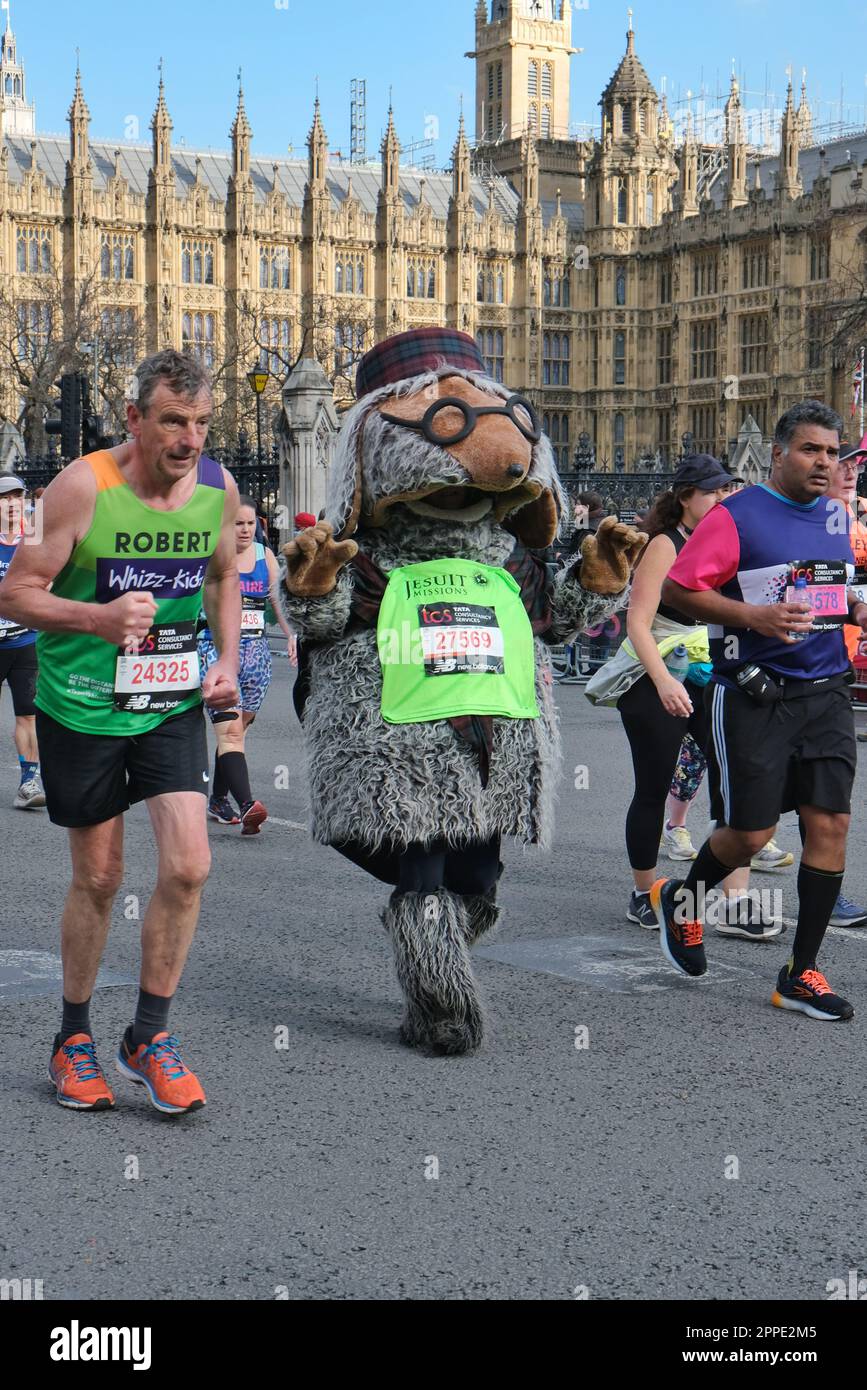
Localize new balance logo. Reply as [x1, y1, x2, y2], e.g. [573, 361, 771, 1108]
[125, 695, 151, 711]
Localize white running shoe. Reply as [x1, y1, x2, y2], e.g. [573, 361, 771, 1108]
[750, 839, 794, 872]
[660, 823, 698, 861]
[13, 777, 46, 810]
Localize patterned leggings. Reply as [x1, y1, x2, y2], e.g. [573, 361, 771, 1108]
[669, 732, 707, 804]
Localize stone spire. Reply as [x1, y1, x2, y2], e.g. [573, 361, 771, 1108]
[724, 74, 747, 208]
[777, 78, 802, 199]
[230, 77, 252, 180]
[451, 108, 471, 204]
[307, 97, 327, 189]
[151, 63, 173, 172]
[0, 1, 35, 137]
[679, 108, 698, 217]
[67, 63, 90, 169]
[381, 104, 400, 197]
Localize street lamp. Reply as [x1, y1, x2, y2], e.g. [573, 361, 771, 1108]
[246, 366, 270, 466]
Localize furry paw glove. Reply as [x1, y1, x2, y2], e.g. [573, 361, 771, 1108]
[578, 516, 648, 595]
[282, 521, 359, 598]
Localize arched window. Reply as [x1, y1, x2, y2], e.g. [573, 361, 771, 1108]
[617, 179, 628, 224]
[345, 261, 354, 294]
[477, 270, 484, 302]
[417, 267, 425, 297]
[487, 270, 494, 302]
[541, 106, 551, 138]
[124, 241, 133, 279]
[614, 412, 625, 443]
[614, 332, 626, 385]
[181, 244, 191, 283]
[204, 247, 214, 284]
[615, 264, 626, 306]
[14, 77, 21, 98]
[182, 312, 191, 345]
[528, 61, 538, 99]
[357, 259, 364, 293]
[259, 250, 269, 288]
[646, 187, 654, 223]
[562, 274, 571, 307]
[542, 63, 552, 100]
[4, 75, 11, 95]
[112, 243, 122, 280]
[543, 275, 552, 306]
[528, 102, 538, 133]
[621, 103, 633, 135]
[427, 265, 435, 298]
[496, 269, 504, 303]
[335, 260, 343, 293]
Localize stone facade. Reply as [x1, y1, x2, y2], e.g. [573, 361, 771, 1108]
[1, 3, 866, 466]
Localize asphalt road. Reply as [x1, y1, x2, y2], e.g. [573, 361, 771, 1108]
[3, 655, 866, 1301]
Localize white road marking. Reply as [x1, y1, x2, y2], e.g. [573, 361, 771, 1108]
[268, 817, 308, 832]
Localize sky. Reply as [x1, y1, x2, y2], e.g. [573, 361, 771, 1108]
[8, 0, 867, 167]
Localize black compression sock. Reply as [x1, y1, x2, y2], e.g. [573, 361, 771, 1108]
[679, 840, 738, 919]
[213, 751, 228, 800]
[131, 989, 174, 1047]
[791, 863, 844, 976]
[60, 996, 92, 1043]
[219, 751, 252, 807]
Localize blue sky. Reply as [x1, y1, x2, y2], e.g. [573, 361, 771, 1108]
[10, 0, 867, 165]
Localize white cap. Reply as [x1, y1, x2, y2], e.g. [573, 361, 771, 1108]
[0, 475, 25, 495]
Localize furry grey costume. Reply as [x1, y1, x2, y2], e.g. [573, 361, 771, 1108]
[282, 346, 642, 1055]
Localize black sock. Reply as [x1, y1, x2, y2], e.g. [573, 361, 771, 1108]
[679, 840, 738, 919]
[791, 863, 843, 976]
[60, 995, 92, 1043]
[213, 751, 228, 800]
[131, 989, 174, 1048]
[219, 751, 252, 807]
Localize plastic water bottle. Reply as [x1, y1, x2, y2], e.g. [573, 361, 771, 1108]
[665, 643, 690, 681]
[789, 575, 810, 642]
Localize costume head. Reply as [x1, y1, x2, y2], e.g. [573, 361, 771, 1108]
[326, 328, 564, 549]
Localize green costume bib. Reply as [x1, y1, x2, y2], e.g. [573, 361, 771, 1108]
[377, 558, 539, 725]
[36, 451, 225, 736]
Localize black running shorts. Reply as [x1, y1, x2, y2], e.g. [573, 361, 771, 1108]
[706, 680, 856, 831]
[0, 642, 38, 716]
[35, 704, 209, 828]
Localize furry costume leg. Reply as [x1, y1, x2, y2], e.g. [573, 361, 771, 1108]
[384, 888, 485, 1055]
[463, 889, 500, 948]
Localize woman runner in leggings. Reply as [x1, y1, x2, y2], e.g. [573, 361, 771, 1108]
[619, 456, 782, 938]
[199, 496, 296, 835]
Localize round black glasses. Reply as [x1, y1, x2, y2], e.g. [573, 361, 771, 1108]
[380, 393, 542, 447]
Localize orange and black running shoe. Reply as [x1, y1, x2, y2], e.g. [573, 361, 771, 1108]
[650, 877, 707, 977]
[49, 1033, 115, 1110]
[772, 962, 854, 1021]
[116, 1029, 206, 1114]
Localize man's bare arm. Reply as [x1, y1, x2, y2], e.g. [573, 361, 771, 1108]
[661, 578, 813, 644]
[201, 472, 241, 664]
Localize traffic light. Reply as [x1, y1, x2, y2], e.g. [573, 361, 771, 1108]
[44, 372, 83, 459]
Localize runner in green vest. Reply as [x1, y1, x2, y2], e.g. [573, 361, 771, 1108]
[0, 350, 241, 1115]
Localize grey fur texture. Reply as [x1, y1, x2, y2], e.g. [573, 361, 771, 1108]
[384, 889, 485, 1054]
[463, 890, 501, 948]
[282, 506, 625, 850]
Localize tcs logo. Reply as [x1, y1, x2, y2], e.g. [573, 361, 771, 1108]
[420, 605, 454, 625]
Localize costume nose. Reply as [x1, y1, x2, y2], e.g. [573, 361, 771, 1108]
[507, 464, 525, 478]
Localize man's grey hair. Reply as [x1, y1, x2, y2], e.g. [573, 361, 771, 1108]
[127, 349, 213, 416]
[774, 399, 843, 453]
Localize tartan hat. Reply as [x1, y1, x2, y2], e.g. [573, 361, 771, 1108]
[355, 328, 485, 399]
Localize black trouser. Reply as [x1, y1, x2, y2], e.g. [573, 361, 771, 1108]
[618, 674, 710, 873]
[335, 836, 502, 894]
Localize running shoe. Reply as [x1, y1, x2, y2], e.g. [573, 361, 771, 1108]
[649, 877, 707, 977]
[115, 1028, 206, 1114]
[750, 839, 794, 872]
[239, 799, 268, 836]
[712, 892, 784, 941]
[626, 890, 659, 929]
[49, 1033, 115, 1110]
[14, 776, 46, 809]
[660, 823, 698, 861]
[771, 963, 854, 1021]
[829, 893, 867, 929]
[208, 796, 240, 826]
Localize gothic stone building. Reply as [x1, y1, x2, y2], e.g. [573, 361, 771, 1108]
[1, 1, 866, 467]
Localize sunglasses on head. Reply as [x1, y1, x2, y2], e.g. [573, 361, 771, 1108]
[380, 393, 542, 447]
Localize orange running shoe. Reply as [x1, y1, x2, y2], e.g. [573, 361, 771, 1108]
[115, 1029, 206, 1114]
[49, 1033, 115, 1111]
[239, 799, 268, 836]
[649, 876, 707, 977]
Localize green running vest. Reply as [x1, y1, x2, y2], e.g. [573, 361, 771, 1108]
[377, 557, 539, 725]
[36, 451, 225, 736]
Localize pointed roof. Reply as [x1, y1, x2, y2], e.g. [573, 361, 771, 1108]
[151, 65, 172, 130]
[600, 27, 656, 103]
[231, 82, 252, 142]
[67, 65, 90, 123]
[452, 108, 469, 160]
[308, 96, 326, 145]
[381, 104, 399, 154]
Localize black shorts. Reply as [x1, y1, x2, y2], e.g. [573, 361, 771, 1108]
[706, 680, 856, 831]
[35, 704, 209, 829]
[0, 642, 38, 716]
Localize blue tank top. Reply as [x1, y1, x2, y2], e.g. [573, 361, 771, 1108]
[0, 536, 37, 648]
[200, 543, 270, 643]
